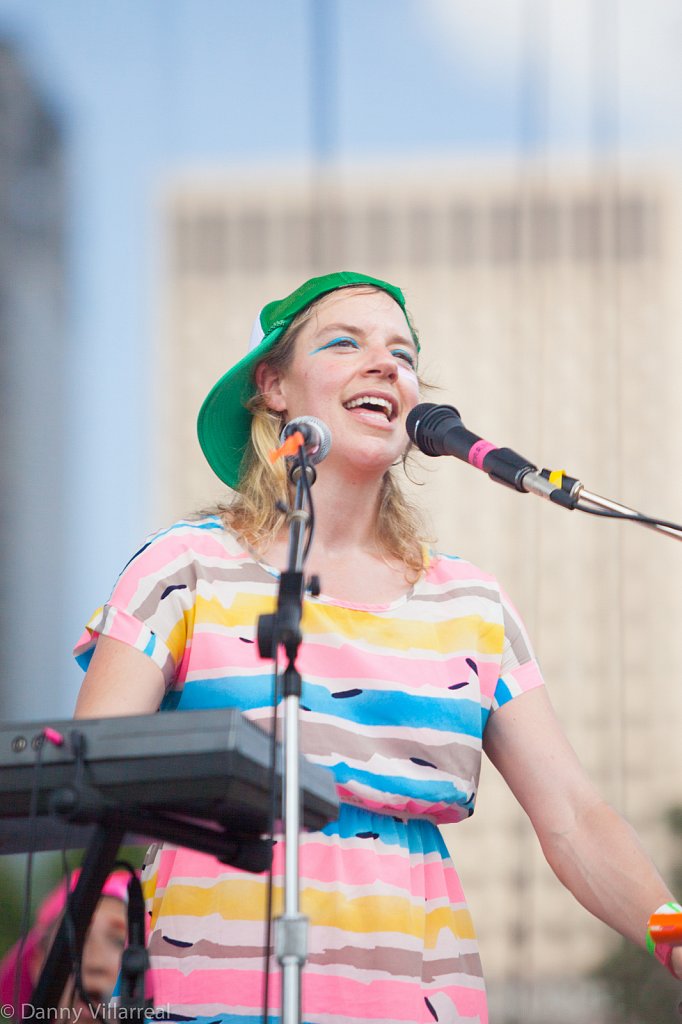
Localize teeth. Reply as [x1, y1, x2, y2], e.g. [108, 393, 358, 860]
[344, 396, 393, 418]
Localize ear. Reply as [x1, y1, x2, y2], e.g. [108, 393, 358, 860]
[254, 361, 287, 413]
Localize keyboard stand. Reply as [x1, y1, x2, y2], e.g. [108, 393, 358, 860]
[30, 777, 273, 1014]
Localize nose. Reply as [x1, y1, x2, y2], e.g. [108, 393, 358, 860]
[80, 932, 123, 996]
[81, 951, 118, 992]
[362, 346, 399, 381]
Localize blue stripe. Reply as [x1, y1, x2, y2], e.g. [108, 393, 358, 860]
[174, 676, 482, 738]
[493, 677, 512, 707]
[310, 684, 481, 736]
[174, 675, 277, 711]
[153, 516, 223, 539]
[75, 650, 94, 672]
[160, 689, 183, 710]
[331, 763, 472, 805]
[323, 804, 451, 856]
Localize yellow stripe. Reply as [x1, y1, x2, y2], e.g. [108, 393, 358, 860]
[85, 606, 105, 631]
[165, 605, 199, 665]
[172, 591, 274, 662]
[195, 592, 276, 627]
[184, 585, 499, 655]
[304, 605, 503, 655]
[153, 881, 475, 944]
[189, 592, 503, 655]
[548, 469, 565, 487]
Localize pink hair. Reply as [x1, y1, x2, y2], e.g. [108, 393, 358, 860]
[0, 869, 131, 1013]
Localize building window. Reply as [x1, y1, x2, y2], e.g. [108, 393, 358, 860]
[408, 206, 436, 266]
[193, 210, 229, 275]
[614, 196, 650, 261]
[316, 205, 348, 267]
[490, 202, 522, 263]
[366, 206, 393, 266]
[448, 204, 476, 264]
[572, 198, 603, 261]
[529, 200, 560, 262]
[281, 210, 313, 269]
[237, 210, 267, 272]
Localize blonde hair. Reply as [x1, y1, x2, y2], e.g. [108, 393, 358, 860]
[216, 288, 431, 581]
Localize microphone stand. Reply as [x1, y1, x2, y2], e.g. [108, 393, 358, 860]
[407, 404, 682, 542]
[523, 469, 682, 542]
[257, 448, 318, 1024]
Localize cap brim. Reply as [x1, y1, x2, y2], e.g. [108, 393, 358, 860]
[197, 325, 286, 490]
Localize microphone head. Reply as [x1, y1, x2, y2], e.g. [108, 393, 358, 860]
[280, 416, 332, 465]
[406, 403, 462, 456]
[405, 403, 436, 445]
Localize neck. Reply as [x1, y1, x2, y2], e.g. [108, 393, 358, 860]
[294, 463, 385, 557]
[254, 463, 417, 601]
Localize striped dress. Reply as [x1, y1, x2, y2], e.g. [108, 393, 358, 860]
[74, 516, 544, 1024]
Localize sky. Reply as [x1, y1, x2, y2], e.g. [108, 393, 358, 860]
[1, 0, 681, 713]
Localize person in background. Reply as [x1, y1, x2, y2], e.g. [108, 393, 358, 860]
[0, 870, 129, 1020]
[73, 271, 681, 1024]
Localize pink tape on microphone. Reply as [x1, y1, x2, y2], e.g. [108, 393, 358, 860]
[469, 440, 497, 470]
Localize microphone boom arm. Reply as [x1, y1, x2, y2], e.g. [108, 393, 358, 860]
[406, 403, 682, 542]
[534, 468, 682, 541]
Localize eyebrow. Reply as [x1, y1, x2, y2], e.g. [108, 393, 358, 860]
[314, 322, 418, 354]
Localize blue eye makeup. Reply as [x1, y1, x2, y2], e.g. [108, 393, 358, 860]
[309, 337, 417, 369]
[392, 349, 417, 369]
[310, 336, 360, 355]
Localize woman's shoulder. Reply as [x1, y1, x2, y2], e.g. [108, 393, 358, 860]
[423, 547, 504, 597]
[120, 515, 249, 574]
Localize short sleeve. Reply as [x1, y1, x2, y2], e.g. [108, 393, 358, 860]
[490, 587, 545, 713]
[73, 522, 200, 691]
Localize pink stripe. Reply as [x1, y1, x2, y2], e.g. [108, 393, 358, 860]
[428, 557, 496, 583]
[81, 607, 147, 650]
[468, 440, 496, 470]
[477, 661, 500, 700]
[74, 628, 91, 652]
[147, 844, 466, 903]
[184, 631, 485, 690]
[152, 967, 487, 1020]
[109, 608, 147, 646]
[334, 787, 468, 824]
[505, 659, 544, 695]
[182, 628, 500, 701]
[179, 635, 280, 673]
[305, 848, 466, 902]
[299, 644, 477, 689]
[111, 530, 233, 605]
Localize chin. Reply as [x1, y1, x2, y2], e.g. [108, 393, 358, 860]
[348, 453, 399, 478]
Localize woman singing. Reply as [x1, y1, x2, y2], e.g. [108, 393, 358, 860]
[74, 271, 681, 1024]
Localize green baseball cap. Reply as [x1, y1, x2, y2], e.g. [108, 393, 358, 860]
[197, 270, 417, 490]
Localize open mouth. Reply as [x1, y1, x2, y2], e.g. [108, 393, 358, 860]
[343, 395, 396, 421]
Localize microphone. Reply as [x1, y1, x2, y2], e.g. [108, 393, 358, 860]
[406, 402, 574, 505]
[406, 403, 538, 490]
[280, 416, 332, 466]
[407, 403, 682, 536]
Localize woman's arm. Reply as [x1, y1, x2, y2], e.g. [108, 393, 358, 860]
[74, 635, 165, 718]
[483, 685, 682, 976]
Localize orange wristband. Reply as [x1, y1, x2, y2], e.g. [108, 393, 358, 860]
[646, 901, 682, 974]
